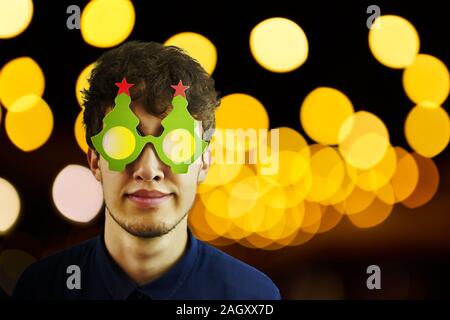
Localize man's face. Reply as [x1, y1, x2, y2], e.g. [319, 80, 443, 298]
[88, 102, 210, 238]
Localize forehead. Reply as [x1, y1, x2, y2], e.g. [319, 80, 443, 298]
[131, 102, 168, 135]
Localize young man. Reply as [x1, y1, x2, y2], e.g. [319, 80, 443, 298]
[12, 41, 281, 300]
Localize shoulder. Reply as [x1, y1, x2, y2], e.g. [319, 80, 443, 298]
[12, 237, 97, 299]
[194, 239, 281, 300]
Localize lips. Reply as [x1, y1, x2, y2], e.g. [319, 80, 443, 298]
[126, 189, 173, 208]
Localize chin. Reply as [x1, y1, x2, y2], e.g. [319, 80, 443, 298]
[126, 225, 170, 238]
[107, 199, 188, 238]
[120, 208, 185, 233]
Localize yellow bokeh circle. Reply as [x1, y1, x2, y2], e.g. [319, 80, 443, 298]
[250, 17, 308, 73]
[215, 94, 269, 153]
[75, 110, 89, 154]
[165, 32, 217, 75]
[350, 145, 397, 192]
[402, 153, 439, 209]
[390, 147, 419, 202]
[338, 111, 390, 170]
[103, 126, 136, 160]
[76, 63, 95, 108]
[0, 57, 45, 109]
[405, 104, 450, 158]
[0, 0, 33, 39]
[81, 0, 135, 48]
[5, 94, 53, 152]
[216, 93, 269, 130]
[300, 87, 354, 145]
[257, 150, 309, 186]
[403, 54, 450, 106]
[368, 15, 420, 69]
[336, 186, 376, 216]
[306, 144, 345, 203]
[347, 197, 393, 228]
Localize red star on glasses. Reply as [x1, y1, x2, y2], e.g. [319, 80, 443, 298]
[115, 78, 134, 96]
[171, 80, 190, 97]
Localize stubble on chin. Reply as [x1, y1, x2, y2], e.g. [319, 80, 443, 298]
[105, 203, 189, 239]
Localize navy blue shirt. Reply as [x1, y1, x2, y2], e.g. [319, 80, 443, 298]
[12, 228, 281, 300]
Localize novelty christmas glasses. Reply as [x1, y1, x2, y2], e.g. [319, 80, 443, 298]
[91, 78, 208, 174]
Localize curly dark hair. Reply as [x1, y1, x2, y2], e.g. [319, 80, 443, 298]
[82, 41, 220, 150]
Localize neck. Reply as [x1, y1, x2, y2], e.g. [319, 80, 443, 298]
[103, 210, 189, 286]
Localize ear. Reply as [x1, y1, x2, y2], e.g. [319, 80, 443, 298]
[197, 146, 211, 183]
[87, 148, 102, 182]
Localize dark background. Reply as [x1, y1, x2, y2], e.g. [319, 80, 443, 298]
[0, 0, 449, 299]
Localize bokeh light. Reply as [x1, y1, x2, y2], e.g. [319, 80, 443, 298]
[403, 54, 450, 106]
[0, 250, 35, 295]
[338, 111, 390, 170]
[215, 93, 269, 153]
[390, 147, 419, 202]
[258, 150, 309, 187]
[347, 197, 394, 228]
[336, 186, 376, 216]
[0, 0, 33, 39]
[225, 223, 252, 242]
[244, 200, 284, 234]
[274, 202, 305, 240]
[300, 87, 354, 145]
[306, 144, 345, 203]
[200, 159, 244, 188]
[376, 182, 396, 205]
[324, 160, 357, 205]
[368, 15, 420, 69]
[204, 205, 233, 237]
[165, 32, 217, 75]
[199, 186, 236, 219]
[5, 94, 53, 152]
[300, 205, 324, 235]
[81, 0, 135, 48]
[0, 5, 440, 254]
[350, 145, 397, 192]
[402, 153, 439, 209]
[52, 165, 103, 223]
[405, 104, 450, 158]
[76, 63, 95, 108]
[259, 202, 305, 242]
[0, 57, 45, 109]
[227, 178, 262, 218]
[262, 179, 309, 209]
[74, 110, 89, 153]
[221, 164, 255, 193]
[316, 205, 343, 233]
[0, 178, 21, 235]
[273, 127, 309, 152]
[188, 198, 222, 242]
[216, 93, 269, 130]
[250, 17, 308, 73]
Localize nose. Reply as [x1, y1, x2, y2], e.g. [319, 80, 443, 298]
[130, 144, 165, 182]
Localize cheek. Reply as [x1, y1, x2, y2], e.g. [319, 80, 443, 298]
[99, 169, 127, 202]
[173, 173, 200, 204]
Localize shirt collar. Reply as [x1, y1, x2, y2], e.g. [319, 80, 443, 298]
[95, 227, 199, 300]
